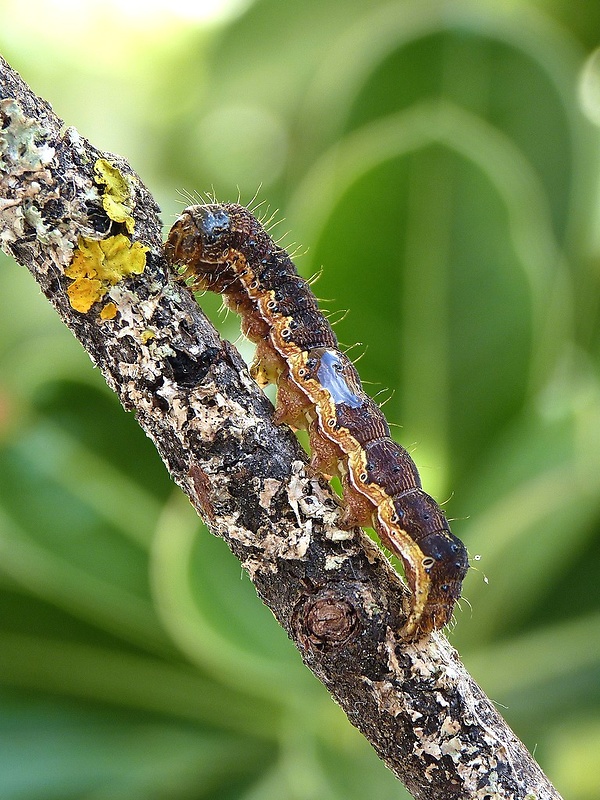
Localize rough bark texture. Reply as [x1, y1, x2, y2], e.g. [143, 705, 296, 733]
[0, 55, 562, 800]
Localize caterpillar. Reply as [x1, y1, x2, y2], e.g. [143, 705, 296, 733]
[165, 202, 469, 640]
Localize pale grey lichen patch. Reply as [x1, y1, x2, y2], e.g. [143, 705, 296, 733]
[146, 341, 176, 370]
[0, 199, 23, 249]
[441, 734, 465, 762]
[287, 460, 369, 566]
[0, 98, 100, 266]
[223, 460, 351, 574]
[156, 379, 189, 429]
[382, 625, 404, 674]
[327, 528, 354, 542]
[440, 720, 461, 737]
[407, 631, 454, 680]
[363, 678, 405, 718]
[237, 365, 261, 396]
[242, 555, 276, 580]
[188, 393, 258, 444]
[22, 202, 62, 246]
[436, 690, 450, 708]
[0, 98, 55, 174]
[214, 496, 308, 566]
[212, 514, 254, 547]
[287, 461, 341, 528]
[110, 283, 161, 326]
[186, 397, 226, 443]
[472, 771, 503, 799]
[261, 522, 311, 562]
[413, 732, 443, 761]
[259, 478, 282, 510]
[286, 460, 316, 527]
[324, 553, 350, 570]
[413, 714, 475, 767]
[63, 126, 89, 163]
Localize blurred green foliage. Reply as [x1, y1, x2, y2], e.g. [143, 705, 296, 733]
[1, 0, 600, 797]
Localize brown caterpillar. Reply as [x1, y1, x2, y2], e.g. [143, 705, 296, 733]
[165, 203, 468, 640]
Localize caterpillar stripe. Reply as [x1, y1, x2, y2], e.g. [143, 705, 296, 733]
[165, 203, 468, 640]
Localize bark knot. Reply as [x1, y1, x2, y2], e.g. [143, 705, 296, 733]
[297, 590, 358, 648]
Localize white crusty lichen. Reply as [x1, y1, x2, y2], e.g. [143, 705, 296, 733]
[0, 97, 56, 252]
[0, 98, 55, 174]
[0, 97, 98, 266]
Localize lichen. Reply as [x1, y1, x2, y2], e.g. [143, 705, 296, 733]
[93, 158, 135, 233]
[0, 98, 55, 175]
[0, 98, 57, 254]
[0, 98, 100, 267]
[99, 301, 117, 321]
[65, 234, 148, 313]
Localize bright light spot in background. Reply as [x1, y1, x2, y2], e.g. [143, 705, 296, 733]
[0, 0, 251, 30]
[118, 0, 251, 24]
[0, 0, 252, 55]
[579, 46, 600, 127]
[578, 48, 600, 255]
[0, 0, 256, 206]
[0, 0, 256, 98]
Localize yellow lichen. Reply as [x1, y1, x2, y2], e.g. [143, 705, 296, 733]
[66, 275, 103, 313]
[93, 158, 135, 233]
[65, 234, 148, 313]
[100, 301, 118, 321]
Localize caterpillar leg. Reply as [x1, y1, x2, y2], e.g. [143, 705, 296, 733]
[241, 309, 270, 342]
[307, 421, 343, 480]
[338, 475, 375, 529]
[273, 375, 312, 430]
[250, 338, 285, 388]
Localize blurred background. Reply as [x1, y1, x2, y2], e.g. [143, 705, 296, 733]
[1, 0, 600, 797]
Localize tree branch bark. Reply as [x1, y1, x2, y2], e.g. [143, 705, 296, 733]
[0, 55, 562, 800]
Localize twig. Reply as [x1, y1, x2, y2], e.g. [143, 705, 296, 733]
[0, 55, 562, 800]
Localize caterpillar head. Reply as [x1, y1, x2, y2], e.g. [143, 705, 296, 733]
[165, 204, 233, 270]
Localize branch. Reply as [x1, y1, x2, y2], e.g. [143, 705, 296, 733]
[0, 55, 562, 800]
